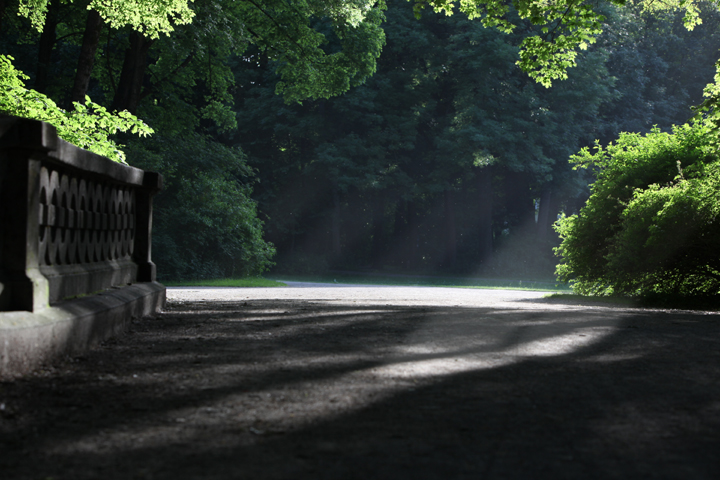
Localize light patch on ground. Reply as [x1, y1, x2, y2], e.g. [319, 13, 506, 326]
[46, 287, 633, 457]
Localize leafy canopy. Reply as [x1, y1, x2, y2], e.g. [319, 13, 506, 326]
[0, 55, 152, 162]
[18, 0, 195, 38]
[233, 0, 387, 102]
[5, 0, 719, 167]
[3, 0, 194, 161]
[414, 0, 716, 86]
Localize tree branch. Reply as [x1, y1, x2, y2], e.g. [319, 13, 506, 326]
[140, 51, 196, 101]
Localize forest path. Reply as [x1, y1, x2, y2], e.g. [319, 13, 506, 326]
[1, 284, 720, 479]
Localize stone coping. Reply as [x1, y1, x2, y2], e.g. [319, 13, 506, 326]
[0, 282, 165, 379]
[0, 116, 161, 190]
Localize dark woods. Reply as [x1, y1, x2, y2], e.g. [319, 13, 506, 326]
[233, 4, 720, 278]
[2, 1, 719, 280]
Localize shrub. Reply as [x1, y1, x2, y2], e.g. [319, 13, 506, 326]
[126, 132, 275, 281]
[554, 121, 720, 296]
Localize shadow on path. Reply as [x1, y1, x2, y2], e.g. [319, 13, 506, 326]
[1, 295, 719, 479]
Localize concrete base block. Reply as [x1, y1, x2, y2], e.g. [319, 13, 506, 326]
[0, 282, 165, 379]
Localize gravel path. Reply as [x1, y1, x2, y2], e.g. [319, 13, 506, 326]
[1, 283, 719, 479]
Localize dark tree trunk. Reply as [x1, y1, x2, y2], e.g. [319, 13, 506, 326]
[444, 189, 457, 268]
[406, 201, 420, 270]
[477, 166, 493, 263]
[332, 188, 342, 258]
[536, 189, 552, 239]
[0, 0, 8, 34]
[34, 0, 61, 93]
[111, 32, 154, 113]
[504, 171, 535, 228]
[391, 199, 410, 269]
[370, 192, 385, 267]
[69, 9, 103, 106]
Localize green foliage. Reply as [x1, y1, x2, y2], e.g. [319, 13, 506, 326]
[236, 1, 627, 274]
[413, 0, 618, 86]
[609, 162, 720, 294]
[3, 0, 388, 167]
[239, 0, 387, 102]
[639, 0, 704, 30]
[0, 55, 152, 162]
[163, 277, 286, 287]
[414, 0, 719, 87]
[555, 121, 720, 296]
[597, 3, 720, 145]
[693, 59, 720, 143]
[18, 0, 195, 37]
[125, 132, 276, 281]
[6, 0, 720, 284]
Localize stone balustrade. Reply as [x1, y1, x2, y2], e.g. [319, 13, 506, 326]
[0, 115, 166, 377]
[0, 116, 161, 311]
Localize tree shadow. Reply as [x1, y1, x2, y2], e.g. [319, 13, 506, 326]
[529, 293, 720, 312]
[1, 298, 719, 479]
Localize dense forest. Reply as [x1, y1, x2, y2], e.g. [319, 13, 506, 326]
[2, 0, 720, 285]
[236, 3, 720, 278]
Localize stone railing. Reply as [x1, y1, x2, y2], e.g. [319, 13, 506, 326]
[0, 116, 161, 312]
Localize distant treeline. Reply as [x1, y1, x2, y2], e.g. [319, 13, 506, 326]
[2, 1, 719, 280]
[233, 3, 720, 277]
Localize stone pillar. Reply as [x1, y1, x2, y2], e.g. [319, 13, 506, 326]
[0, 119, 56, 312]
[134, 171, 162, 282]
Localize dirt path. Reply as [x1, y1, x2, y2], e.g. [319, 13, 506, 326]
[1, 283, 720, 479]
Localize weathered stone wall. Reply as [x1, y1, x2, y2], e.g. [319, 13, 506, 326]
[0, 116, 166, 377]
[0, 115, 162, 310]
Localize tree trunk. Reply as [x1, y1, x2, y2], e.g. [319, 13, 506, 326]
[0, 0, 8, 34]
[332, 188, 342, 258]
[34, 0, 61, 93]
[504, 171, 535, 228]
[477, 166, 493, 263]
[111, 32, 155, 113]
[391, 199, 409, 269]
[407, 201, 420, 270]
[69, 9, 103, 106]
[370, 191, 385, 267]
[444, 189, 457, 268]
[536, 188, 552, 240]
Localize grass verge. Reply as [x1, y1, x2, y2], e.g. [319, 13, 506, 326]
[267, 273, 571, 292]
[163, 277, 287, 287]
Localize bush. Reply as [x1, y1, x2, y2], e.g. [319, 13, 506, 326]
[126, 132, 275, 281]
[555, 121, 720, 296]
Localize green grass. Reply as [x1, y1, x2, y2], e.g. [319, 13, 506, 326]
[266, 272, 572, 292]
[158, 274, 718, 308]
[163, 277, 287, 287]
[164, 272, 572, 292]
